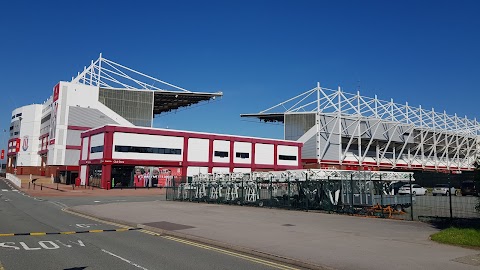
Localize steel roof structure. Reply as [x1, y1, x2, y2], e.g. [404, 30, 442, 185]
[71, 54, 223, 114]
[242, 83, 479, 171]
[242, 83, 479, 136]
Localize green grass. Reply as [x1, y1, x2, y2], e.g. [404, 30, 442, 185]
[431, 227, 480, 248]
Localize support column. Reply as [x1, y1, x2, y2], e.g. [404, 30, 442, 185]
[182, 137, 189, 180]
[251, 142, 256, 172]
[273, 143, 278, 171]
[101, 164, 112, 189]
[102, 127, 114, 189]
[208, 139, 213, 173]
[229, 140, 234, 173]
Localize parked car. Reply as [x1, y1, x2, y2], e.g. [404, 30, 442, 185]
[460, 181, 479, 196]
[387, 181, 409, 195]
[432, 184, 456, 196]
[398, 184, 427, 196]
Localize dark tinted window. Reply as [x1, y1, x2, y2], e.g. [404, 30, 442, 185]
[235, 152, 249, 159]
[279, 155, 296, 161]
[91, 146, 104, 153]
[114, 145, 181, 155]
[214, 151, 229, 158]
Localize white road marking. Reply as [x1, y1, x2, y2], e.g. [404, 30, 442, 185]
[101, 249, 149, 270]
[0, 240, 85, 250]
[94, 201, 101, 203]
[1, 190, 8, 192]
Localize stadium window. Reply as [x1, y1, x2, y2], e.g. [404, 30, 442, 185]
[41, 114, 51, 124]
[14, 132, 19, 135]
[16, 113, 22, 117]
[235, 152, 249, 159]
[114, 145, 181, 155]
[278, 155, 296, 161]
[214, 151, 229, 158]
[90, 145, 104, 153]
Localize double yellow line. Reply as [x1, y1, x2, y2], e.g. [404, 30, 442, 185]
[161, 235, 300, 270]
[63, 208, 301, 270]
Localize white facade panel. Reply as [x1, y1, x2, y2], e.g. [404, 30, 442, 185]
[212, 167, 230, 173]
[90, 133, 105, 147]
[255, 143, 274, 165]
[212, 140, 230, 163]
[80, 165, 87, 185]
[187, 138, 209, 162]
[187, 166, 208, 177]
[233, 142, 251, 164]
[112, 132, 183, 161]
[12, 104, 43, 167]
[233, 167, 251, 173]
[89, 133, 105, 160]
[64, 149, 80, 166]
[277, 145, 298, 166]
[81, 137, 89, 160]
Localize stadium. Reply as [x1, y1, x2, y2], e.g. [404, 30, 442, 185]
[6, 55, 479, 189]
[6, 55, 302, 188]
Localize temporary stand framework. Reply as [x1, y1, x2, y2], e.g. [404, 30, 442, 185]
[167, 169, 415, 218]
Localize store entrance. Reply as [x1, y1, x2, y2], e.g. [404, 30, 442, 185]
[111, 166, 135, 188]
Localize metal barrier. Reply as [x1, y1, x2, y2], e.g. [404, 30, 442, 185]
[166, 170, 418, 219]
[6, 173, 22, 189]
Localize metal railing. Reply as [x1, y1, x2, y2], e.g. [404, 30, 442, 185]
[165, 170, 480, 221]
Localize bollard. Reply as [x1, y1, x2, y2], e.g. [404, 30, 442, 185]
[448, 174, 453, 221]
[57, 182, 59, 190]
[409, 174, 414, 221]
[33, 183, 36, 190]
[41, 183, 43, 191]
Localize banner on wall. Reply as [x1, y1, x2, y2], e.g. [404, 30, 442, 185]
[49, 83, 60, 145]
[133, 166, 182, 188]
[22, 136, 29, 151]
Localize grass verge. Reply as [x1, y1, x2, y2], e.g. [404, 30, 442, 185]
[431, 227, 480, 248]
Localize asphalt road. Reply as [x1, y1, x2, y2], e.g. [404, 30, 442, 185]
[0, 178, 297, 270]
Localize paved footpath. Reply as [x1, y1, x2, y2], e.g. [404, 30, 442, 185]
[73, 200, 480, 270]
[20, 182, 167, 197]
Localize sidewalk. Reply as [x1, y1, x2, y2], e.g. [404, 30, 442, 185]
[20, 182, 166, 197]
[72, 201, 480, 270]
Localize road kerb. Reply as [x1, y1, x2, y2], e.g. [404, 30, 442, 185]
[65, 207, 333, 270]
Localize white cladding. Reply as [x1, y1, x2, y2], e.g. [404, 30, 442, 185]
[89, 133, 105, 160]
[255, 143, 274, 165]
[187, 166, 208, 176]
[187, 138, 209, 162]
[81, 137, 89, 160]
[10, 104, 43, 167]
[277, 145, 298, 166]
[112, 132, 183, 161]
[233, 167, 251, 173]
[212, 167, 229, 173]
[80, 165, 87, 185]
[233, 142, 251, 164]
[42, 82, 133, 166]
[212, 140, 230, 163]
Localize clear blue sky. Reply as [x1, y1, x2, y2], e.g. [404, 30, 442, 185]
[1, 0, 479, 149]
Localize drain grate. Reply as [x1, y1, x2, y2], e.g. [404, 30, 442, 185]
[144, 221, 195, 231]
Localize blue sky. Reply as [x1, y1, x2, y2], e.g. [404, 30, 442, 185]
[1, 0, 479, 152]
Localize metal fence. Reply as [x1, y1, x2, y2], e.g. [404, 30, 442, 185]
[166, 169, 480, 221]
